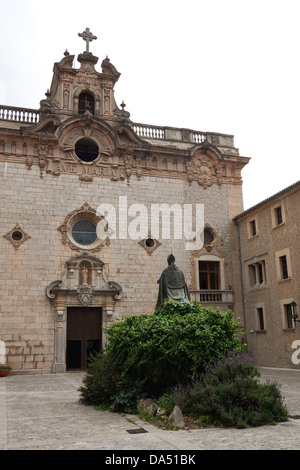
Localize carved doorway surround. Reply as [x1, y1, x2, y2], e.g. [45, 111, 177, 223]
[46, 252, 123, 373]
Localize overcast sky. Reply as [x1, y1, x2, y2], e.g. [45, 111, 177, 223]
[0, 0, 299, 210]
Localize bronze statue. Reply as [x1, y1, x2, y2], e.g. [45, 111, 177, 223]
[156, 254, 190, 308]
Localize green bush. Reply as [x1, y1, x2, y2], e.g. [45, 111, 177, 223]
[104, 300, 245, 393]
[79, 300, 246, 412]
[156, 393, 175, 415]
[182, 353, 289, 428]
[79, 353, 147, 413]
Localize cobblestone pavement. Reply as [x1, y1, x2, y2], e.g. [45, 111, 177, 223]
[0, 367, 299, 451]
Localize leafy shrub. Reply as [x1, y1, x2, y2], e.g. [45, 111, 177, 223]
[156, 393, 175, 415]
[79, 353, 147, 413]
[105, 300, 245, 392]
[182, 353, 289, 428]
[79, 300, 246, 412]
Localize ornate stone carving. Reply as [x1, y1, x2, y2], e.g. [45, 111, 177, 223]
[63, 84, 70, 109]
[3, 223, 31, 249]
[185, 151, 223, 189]
[192, 224, 226, 258]
[38, 144, 48, 178]
[138, 236, 162, 255]
[77, 285, 93, 306]
[58, 202, 110, 253]
[124, 154, 133, 185]
[46, 280, 63, 299]
[81, 266, 89, 285]
[26, 157, 33, 170]
[46, 252, 124, 304]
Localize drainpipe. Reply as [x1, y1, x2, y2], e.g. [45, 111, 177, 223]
[234, 219, 247, 346]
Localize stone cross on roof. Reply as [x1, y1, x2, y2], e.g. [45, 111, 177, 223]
[78, 28, 97, 54]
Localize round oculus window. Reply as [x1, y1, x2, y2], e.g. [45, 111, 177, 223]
[75, 138, 99, 162]
[72, 219, 97, 246]
[11, 230, 23, 242]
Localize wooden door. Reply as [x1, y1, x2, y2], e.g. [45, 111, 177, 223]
[66, 307, 102, 370]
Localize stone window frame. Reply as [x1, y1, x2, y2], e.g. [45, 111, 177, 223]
[244, 253, 268, 290]
[78, 91, 96, 115]
[3, 223, 31, 249]
[271, 201, 286, 229]
[280, 298, 295, 330]
[193, 254, 226, 292]
[275, 248, 292, 282]
[58, 202, 110, 253]
[73, 87, 100, 116]
[247, 216, 258, 239]
[138, 236, 162, 255]
[254, 302, 267, 332]
[247, 260, 267, 289]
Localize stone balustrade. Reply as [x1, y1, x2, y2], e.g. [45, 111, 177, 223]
[189, 289, 234, 305]
[0, 105, 39, 123]
[132, 122, 234, 147]
[132, 123, 165, 139]
[0, 105, 234, 148]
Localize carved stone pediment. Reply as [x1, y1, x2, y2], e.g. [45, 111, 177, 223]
[46, 252, 123, 303]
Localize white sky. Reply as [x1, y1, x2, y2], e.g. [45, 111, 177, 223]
[0, 0, 299, 210]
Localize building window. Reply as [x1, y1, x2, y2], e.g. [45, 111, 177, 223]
[256, 307, 265, 331]
[199, 261, 220, 290]
[249, 220, 257, 237]
[203, 229, 214, 246]
[75, 138, 99, 162]
[3, 223, 31, 249]
[274, 206, 283, 225]
[78, 92, 95, 115]
[284, 304, 293, 329]
[276, 249, 292, 282]
[58, 202, 109, 253]
[248, 261, 266, 287]
[279, 255, 289, 279]
[72, 219, 97, 246]
[11, 230, 24, 242]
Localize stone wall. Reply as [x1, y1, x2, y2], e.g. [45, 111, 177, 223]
[0, 158, 242, 372]
[235, 184, 300, 368]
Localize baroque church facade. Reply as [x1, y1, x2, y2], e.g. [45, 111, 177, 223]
[1, 29, 297, 373]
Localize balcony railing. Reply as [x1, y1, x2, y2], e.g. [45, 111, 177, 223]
[132, 123, 165, 140]
[132, 122, 208, 143]
[0, 104, 234, 147]
[189, 290, 234, 305]
[0, 105, 39, 123]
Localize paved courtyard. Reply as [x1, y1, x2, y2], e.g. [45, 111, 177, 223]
[0, 367, 299, 451]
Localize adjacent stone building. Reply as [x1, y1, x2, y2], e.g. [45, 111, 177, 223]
[5, 29, 298, 374]
[234, 181, 300, 368]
